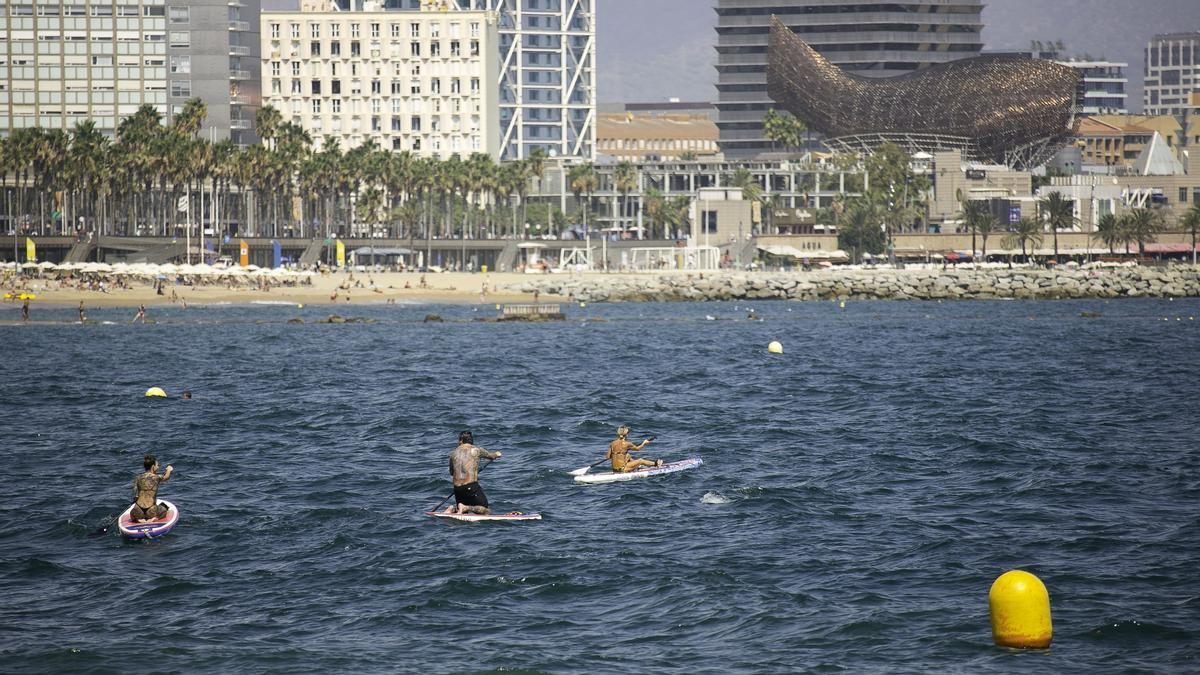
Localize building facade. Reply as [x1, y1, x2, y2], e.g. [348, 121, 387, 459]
[1144, 32, 1200, 116]
[715, 0, 984, 159]
[597, 113, 719, 162]
[261, 7, 499, 158]
[0, 0, 260, 143]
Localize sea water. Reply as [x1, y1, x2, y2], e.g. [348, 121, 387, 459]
[0, 299, 1197, 673]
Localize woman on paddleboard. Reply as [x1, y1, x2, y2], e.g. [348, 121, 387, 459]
[131, 454, 174, 521]
[606, 426, 661, 473]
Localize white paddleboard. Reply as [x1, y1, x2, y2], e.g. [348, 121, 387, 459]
[425, 511, 542, 522]
[117, 499, 179, 539]
[573, 457, 703, 484]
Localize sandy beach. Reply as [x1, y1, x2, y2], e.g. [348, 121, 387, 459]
[3, 271, 561, 309]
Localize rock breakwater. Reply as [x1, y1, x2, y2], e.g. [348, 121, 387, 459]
[514, 267, 1200, 303]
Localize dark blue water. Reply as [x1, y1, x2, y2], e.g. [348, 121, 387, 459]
[1, 298, 1198, 673]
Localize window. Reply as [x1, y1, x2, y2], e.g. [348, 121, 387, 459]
[412, 138, 421, 151]
[410, 22, 420, 38]
[170, 55, 190, 74]
[331, 41, 341, 56]
[332, 98, 341, 113]
[312, 99, 321, 114]
[431, 78, 441, 94]
[292, 80, 302, 94]
[431, 42, 441, 57]
[312, 79, 321, 95]
[371, 80, 381, 94]
[410, 42, 420, 57]
[450, 78, 460, 94]
[291, 23, 300, 39]
[431, 23, 440, 38]
[350, 23, 360, 38]
[291, 61, 300, 76]
[470, 40, 479, 57]
[411, 117, 421, 132]
[331, 80, 341, 95]
[411, 79, 421, 95]
[168, 7, 188, 23]
[371, 99, 380, 114]
[450, 41, 460, 57]
[271, 80, 281, 95]
[351, 41, 360, 57]
[170, 80, 190, 97]
[391, 24, 401, 39]
[271, 61, 281, 77]
[1181, 187, 1189, 204]
[310, 41, 321, 57]
[331, 23, 340, 38]
[169, 31, 189, 49]
[470, 77, 479, 94]
[470, 22, 480, 38]
[372, 116, 381, 132]
[270, 23, 280, 39]
[371, 23, 380, 38]
[310, 23, 320, 39]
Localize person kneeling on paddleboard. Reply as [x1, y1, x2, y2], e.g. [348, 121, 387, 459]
[606, 426, 662, 473]
[131, 454, 174, 522]
[447, 431, 501, 515]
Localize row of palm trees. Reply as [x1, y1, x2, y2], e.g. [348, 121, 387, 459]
[0, 101, 563, 243]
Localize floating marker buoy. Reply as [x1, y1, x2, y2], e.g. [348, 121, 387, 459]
[839, 300, 846, 309]
[145, 387, 168, 398]
[989, 570, 1052, 649]
[768, 341, 784, 354]
[495, 304, 501, 310]
[580, 302, 586, 308]
[297, 304, 304, 309]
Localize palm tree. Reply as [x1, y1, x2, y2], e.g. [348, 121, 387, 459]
[1123, 208, 1165, 257]
[568, 162, 599, 262]
[1093, 213, 1124, 256]
[1180, 203, 1200, 266]
[1003, 216, 1045, 266]
[613, 161, 638, 238]
[642, 187, 666, 240]
[254, 105, 283, 151]
[960, 200, 992, 262]
[1038, 191, 1076, 261]
[762, 108, 807, 152]
[174, 98, 208, 139]
[728, 167, 762, 202]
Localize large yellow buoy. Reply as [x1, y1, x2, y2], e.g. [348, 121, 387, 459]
[145, 387, 168, 398]
[989, 570, 1052, 649]
[768, 341, 784, 354]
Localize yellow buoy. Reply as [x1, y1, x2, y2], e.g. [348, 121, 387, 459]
[580, 302, 586, 308]
[145, 387, 168, 398]
[768, 341, 784, 354]
[495, 304, 501, 310]
[989, 570, 1052, 649]
[839, 300, 846, 309]
[297, 304, 304, 309]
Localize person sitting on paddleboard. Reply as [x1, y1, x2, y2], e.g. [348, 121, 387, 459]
[606, 426, 661, 473]
[447, 431, 501, 515]
[130, 454, 173, 522]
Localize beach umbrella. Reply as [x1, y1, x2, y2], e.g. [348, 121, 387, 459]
[38, 261, 57, 270]
[20, 262, 38, 269]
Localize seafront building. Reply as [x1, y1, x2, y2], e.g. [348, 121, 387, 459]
[988, 44, 1129, 115]
[260, 3, 499, 158]
[1143, 32, 1200, 116]
[596, 112, 720, 162]
[0, 0, 262, 144]
[714, 0, 984, 158]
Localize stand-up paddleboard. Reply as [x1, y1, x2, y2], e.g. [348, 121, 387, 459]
[574, 457, 703, 484]
[117, 500, 179, 539]
[424, 511, 542, 522]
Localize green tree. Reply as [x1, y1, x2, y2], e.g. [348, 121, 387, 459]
[1038, 191, 1076, 261]
[837, 198, 885, 263]
[613, 161, 638, 236]
[1093, 212, 1124, 255]
[1179, 203, 1200, 266]
[1123, 208, 1165, 256]
[762, 108, 806, 151]
[568, 162, 599, 244]
[1003, 216, 1044, 266]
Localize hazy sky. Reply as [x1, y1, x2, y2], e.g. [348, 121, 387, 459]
[599, 0, 1200, 111]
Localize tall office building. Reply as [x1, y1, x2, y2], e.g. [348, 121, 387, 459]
[715, 1, 984, 158]
[990, 45, 1128, 115]
[261, 6, 500, 158]
[0, 0, 261, 144]
[1144, 32, 1200, 116]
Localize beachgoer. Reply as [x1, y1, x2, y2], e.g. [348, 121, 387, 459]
[181, 390, 192, 400]
[21, 299, 29, 322]
[446, 431, 501, 515]
[533, 289, 540, 304]
[606, 425, 660, 473]
[130, 454, 173, 522]
[133, 304, 146, 323]
[78, 301, 86, 322]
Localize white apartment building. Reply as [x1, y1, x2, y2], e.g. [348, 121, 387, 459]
[1, 0, 260, 142]
[261, 6, 499, 158]
[1144, 32, 1200, 116]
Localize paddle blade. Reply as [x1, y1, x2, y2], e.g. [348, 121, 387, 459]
[568, 466, 592, 476]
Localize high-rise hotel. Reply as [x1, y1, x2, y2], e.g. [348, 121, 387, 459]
[715, 0, 984, 158]
[1144, 32, 1200, 117]
[0, 0, 262, 143]
[261, 3, 500, 158]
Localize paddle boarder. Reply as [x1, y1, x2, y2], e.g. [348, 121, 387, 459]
[606, 425, 662, 473]
[446, 431, 501, 515]
[130, 454, 174, 522]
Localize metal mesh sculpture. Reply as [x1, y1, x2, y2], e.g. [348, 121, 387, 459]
[766, 17, 1081, 168]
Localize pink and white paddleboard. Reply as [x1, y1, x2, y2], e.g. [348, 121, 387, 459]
[117, 499, 179, 539]
[424, 511, 542, 522]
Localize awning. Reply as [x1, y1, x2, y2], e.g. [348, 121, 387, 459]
[1141, 243, 1200, 254]
[351, 247, 413, 256]
[758, 244, 805, 257]
[517, 243, 548, 249]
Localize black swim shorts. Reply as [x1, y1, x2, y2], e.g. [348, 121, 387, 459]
[453, 481, 489, 508]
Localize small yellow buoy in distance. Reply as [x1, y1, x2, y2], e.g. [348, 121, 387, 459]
[839, 300, 846, 309]
[145, 387, 168, 398]
[768, 341, 784, 354]
[989, 570, 1052, 649]
[297, 304, 304, 309]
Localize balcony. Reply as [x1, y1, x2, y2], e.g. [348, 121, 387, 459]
[229, 118, 252, 130]
[229, 94, 251, 106]
[229, 21, 250, 32]
[229, 45, 250, 57]
[229, 69, 252, 80]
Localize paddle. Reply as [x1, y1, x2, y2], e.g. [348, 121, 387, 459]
[568, 436, 656, 476]
[431, 457, 495, 513]
[89, 506, 130, 538]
